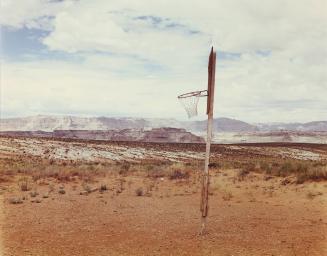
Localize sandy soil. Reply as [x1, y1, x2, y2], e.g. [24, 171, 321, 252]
[0, 137, 326, 255]
[2, 172, 327, 255]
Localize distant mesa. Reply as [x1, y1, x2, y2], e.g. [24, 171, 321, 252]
[0, 115, 326, 144]
[3, 115, 325, 132]
[0, 127, 204, 144]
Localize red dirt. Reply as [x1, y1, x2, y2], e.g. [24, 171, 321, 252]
[2, 172, 327, 256]
[0, 138, 326, 255]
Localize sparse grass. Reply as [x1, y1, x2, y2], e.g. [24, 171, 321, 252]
[0, 156, 107, 183]
[296, 165, 327, 184]
[1, 147, 326, 195]
[230, 159, 327, 183]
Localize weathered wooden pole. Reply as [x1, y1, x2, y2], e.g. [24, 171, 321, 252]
[200, 47, 216, 234]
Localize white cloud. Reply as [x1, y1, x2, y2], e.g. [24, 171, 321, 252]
[0, 0, 326, 122]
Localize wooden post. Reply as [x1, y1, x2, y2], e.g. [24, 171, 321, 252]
[200, 47, 216, 235]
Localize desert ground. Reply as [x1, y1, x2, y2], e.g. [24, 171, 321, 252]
[0, 136, 326, 255]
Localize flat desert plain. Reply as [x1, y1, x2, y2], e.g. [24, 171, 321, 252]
[0, 136, 326, 256]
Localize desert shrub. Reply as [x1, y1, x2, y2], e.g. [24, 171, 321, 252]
[277, 161, 294, 176]
[135, 187, 143, 196]
[296, 162, 309, 174]
[32, 170, 43, 182]
[243, 162, 255, 173]
[208, 162, 221, 169]
[296, 165, 327, 183]
[0, 176, 10, 183]
[99, 184, 108, 192]
[18, 177, 31, 191]
[82, 183, 92, 193]
[119, 162, 131, 175]
[275, 161, 309, 177]
[48, 183, 55, 193]
[79, 171, 94, 183]
[117, 178, 126, 193]
[306, 191, 322, 200]
[9, 197, 23, 204]
[237, 168, 249, 181]
[30, 191, 39, 197]
[146, 165, 167, 179]
[222, 190, 233, 201]
[260, 161, 273, 174]
[169, 170, 190, 180]
[58, 188, 66, 194]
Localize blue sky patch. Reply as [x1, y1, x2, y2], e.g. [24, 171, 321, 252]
[1, 27, 48, 60]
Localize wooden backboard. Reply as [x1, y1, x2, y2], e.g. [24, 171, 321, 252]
[206, 47, 216, 115]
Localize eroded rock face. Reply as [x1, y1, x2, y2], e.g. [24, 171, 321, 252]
[143, 128, 204, 143]
[0, 128, 204, 143]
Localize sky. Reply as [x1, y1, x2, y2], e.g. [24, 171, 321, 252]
[0, 0, 326, 123]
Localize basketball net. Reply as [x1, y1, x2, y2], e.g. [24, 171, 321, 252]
[178, 95, 200, 118]
[178, 90, 207, 118]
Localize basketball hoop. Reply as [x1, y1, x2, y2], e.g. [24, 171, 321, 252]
[177, 90, 208, 118]
[176, 47, 217, 235]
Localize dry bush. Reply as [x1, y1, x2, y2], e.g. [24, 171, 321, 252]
[119, 162, 131, 176]
[259, 161, 273, 174]
[141, 162, 192, 180]
[0, 175, 11, 183]
[135, 187, 143, 196]
[48, 183, 55, 193]
[58, 188, 66, 194]
[146, 165, 167, 179]
[169, 169, 190, 180]
[306, 191, 323, 200]
[208, 162, 222, 169]
[296, 165, 327, 184]
[167, 163, 190, 180]
[18, 176, 32, 191]
[30, 191, 39, 197]
[9, 197, 23, 204]
[117, 178, 126, 193]
[237, 168, 250, 181]
[99, 184, 108, 192]
[273, 161, 327, 183]
[221, 190, 233, 201]
[143, 180, 156, 196]
[210, 178, 221, 191]
[82, 182, 92, 193]
[234, 159, 327, 183]
[4, 157, 104, 184]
